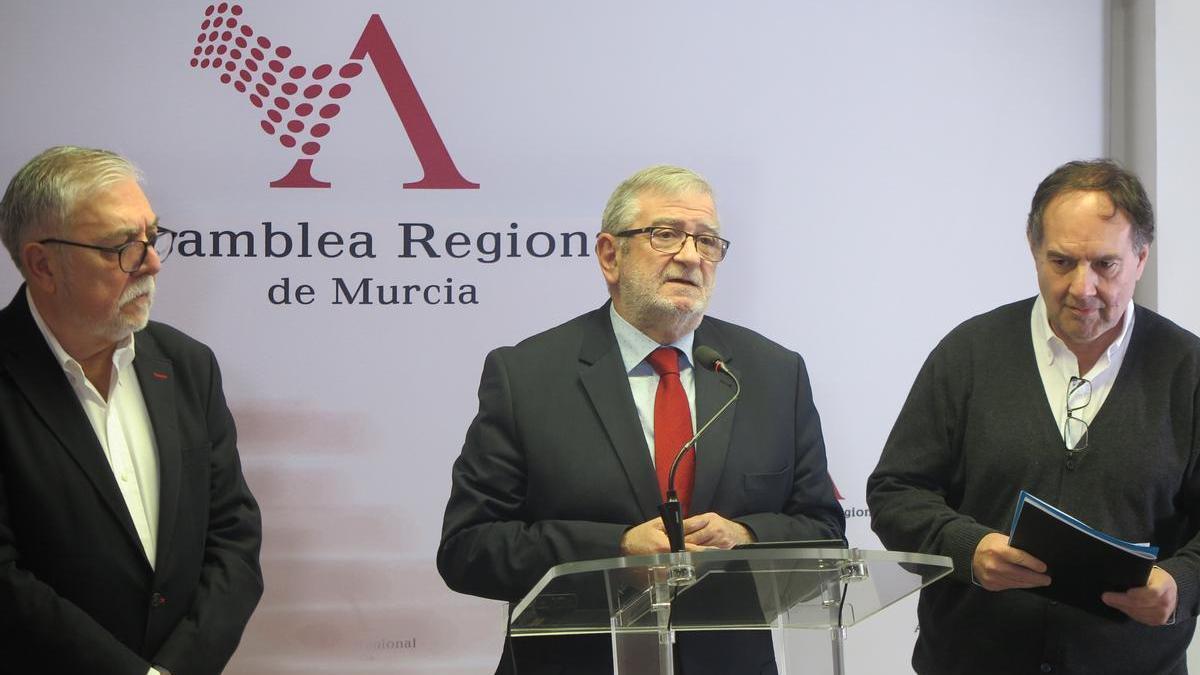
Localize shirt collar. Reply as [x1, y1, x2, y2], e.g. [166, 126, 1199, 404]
[1030, 294, 1136, 369]
[609, 303, 695, 374]
[26, 286, 137, 383]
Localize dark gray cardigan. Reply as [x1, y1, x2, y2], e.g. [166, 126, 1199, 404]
[868, 298, 1200, 675]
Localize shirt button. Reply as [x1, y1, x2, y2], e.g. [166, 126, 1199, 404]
[120, 473, 130, 482]
[1040, 663, 1053, 673]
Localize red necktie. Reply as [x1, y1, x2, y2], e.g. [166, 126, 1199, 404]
[647, 347, 695, 515]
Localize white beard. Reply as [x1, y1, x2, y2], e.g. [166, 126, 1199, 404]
[95, 275, 156, 342]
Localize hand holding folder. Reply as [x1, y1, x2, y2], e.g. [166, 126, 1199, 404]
[1007, 491, 1156, 620]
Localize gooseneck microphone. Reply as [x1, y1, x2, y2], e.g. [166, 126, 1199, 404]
[659, 346, 742, 552]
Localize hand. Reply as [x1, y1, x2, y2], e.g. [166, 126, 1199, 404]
[620, 515, 729, 554]
[971, 532, 1050, 591]
[1102, 566, 1178, 626]
[682, 512, 755, 550]
[619, 516, 671, 555]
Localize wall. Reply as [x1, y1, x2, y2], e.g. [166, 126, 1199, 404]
[0, 3, 1108, 672]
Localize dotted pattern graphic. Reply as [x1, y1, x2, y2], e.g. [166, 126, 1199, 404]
[190, 3, 362, 157]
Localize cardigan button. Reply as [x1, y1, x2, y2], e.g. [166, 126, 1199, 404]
[150, 592, 167, 608]
[1040, 663, 1053, 673]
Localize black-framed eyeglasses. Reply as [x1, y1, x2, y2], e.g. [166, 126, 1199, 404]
[38, 227, 175, 273]
[614, 226, 731, 262]
[1064, 375, 1091, 459]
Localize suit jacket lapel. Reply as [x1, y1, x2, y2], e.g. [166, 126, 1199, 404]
[690, 320, 737, 514]
[0, 288, 144, 555]
[577, 305, 662, 520]
[133, 331, 180, 568]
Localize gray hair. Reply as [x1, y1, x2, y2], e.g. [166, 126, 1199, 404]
[601, 165, 715, 235]
[0, 145, 141, 273]
[1027, 159, 1154, 251]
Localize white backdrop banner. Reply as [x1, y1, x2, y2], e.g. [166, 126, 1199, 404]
[0, 2, 1106, 673]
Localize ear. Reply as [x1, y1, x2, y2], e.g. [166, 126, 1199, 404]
[21, 242, 58, 293]
[1027, 234, 1044, 271]
[596, 233, 621, 287]
[1133, 243, 1150, 281]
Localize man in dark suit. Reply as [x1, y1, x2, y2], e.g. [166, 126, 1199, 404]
[438, 165, 845, 674]
[0, 146, 263, 675]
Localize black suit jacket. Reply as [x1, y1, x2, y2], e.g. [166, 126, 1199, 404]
[438, 304, 844, 673]
[0, 288, 263, 675]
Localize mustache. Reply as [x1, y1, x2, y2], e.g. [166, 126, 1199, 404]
[119, 276, 156, 306]
[663, 269, 703, 286]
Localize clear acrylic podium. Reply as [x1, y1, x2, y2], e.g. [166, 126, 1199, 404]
[510, 547, 951, 674]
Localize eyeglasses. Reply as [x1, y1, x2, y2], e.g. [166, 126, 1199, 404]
[615, 226, 730, 262]
[1064, 376, 1091, 464]
[39, 227, 175, 273]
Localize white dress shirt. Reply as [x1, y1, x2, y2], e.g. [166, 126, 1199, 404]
[609, 304, 697, 465]
[27, 288, 160, 569]
[1030, 294, 1135, 447]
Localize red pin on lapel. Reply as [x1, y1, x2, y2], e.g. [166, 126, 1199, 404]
[152, 371, 169, 380]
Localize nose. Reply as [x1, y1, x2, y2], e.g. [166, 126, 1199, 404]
[136, 242, 163, 276]
[672, 233, 704, 265]
[1066, 263, 1096, 298]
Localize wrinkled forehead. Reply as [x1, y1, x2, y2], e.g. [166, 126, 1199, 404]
[1049, 189, 1120, 218]
[66, 179, 156, 237]
[1039, 189, 1140, 254]
[636, 188, 720, 231]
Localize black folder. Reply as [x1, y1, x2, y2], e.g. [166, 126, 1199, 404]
[1007, 490, 1156, 620]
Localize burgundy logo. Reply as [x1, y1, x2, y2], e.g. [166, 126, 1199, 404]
[189, 3, 478, 190]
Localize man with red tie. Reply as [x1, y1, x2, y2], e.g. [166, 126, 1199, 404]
[438, 165, 844, 674]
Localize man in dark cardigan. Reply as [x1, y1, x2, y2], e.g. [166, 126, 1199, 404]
[868, 159, 1200, 675]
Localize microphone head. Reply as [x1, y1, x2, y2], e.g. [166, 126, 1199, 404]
[694, 345, 725, 371]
